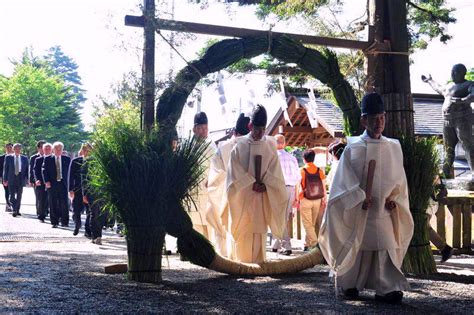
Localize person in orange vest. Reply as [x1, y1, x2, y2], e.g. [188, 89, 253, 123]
[296, 149, 327, 251]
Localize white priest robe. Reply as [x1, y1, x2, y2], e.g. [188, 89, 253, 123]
[319, 131, 414, 295]
[189, 139, 217, 239]
[226, 134, 287, 263]
[206, 137, 238, 257]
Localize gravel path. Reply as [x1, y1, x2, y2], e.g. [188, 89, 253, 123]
[0, 188, 473, 314]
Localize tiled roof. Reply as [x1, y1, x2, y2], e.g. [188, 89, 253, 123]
[412, 97, 443, 136]
[295, 97, 344, 135]
[294, 95, 445, 136]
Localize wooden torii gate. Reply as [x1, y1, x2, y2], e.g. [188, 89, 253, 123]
[125, 0, 414, 138]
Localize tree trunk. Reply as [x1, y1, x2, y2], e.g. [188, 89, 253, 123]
[367, 0, 414, 138]
[126, 226, 166, 283]
[381, 93, 414, 139]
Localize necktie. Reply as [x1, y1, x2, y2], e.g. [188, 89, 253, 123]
[15, 156, 20, 175]
[56, 157, 62, 181]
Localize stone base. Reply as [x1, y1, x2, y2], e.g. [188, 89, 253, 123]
[443, 177, 474, 191]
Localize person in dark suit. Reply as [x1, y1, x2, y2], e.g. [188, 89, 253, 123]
[0, 143, 13, 212]
[42, 142, 71, 228]
[81, 146, 105, 245]
[68, 143, 92, 236]
[34, 142, 52, 222]
[3, 143, 29, 217]
[30, 140, 46, 219]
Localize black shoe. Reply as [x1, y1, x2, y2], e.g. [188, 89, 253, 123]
[61, 224, 69, 227]
[375, 291, 403, 304]
[272, 248, 278, 253]
[343, 288, 359, 299]
[440, 245, 453, 262]
[16, 212, 21, 216]
[279, 250, 292, 256]
[52, 224, 58, 228]
[12, 212, 17, 217]
[73, 228, 79, 236]
[84, 233, 92, 239]
[39, 218, 45, 223]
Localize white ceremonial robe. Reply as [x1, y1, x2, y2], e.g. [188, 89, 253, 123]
[319, 131, 414, 295]
[189, 139, 217, 239]
[326, 160, 339, 190]
[206, 137, 237, 257]
[226, 135, 288, 263]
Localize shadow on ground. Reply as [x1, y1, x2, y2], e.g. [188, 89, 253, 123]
[0, 247, 472, 314]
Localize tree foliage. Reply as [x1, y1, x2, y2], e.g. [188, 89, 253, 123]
[0, 48, 87, 155]
[406, 0, 456, 49]
[92, 100, 141, 137]
[240, 0, 456, 49]
[225, 0, 455, 105]
[44, 46, 87, 107]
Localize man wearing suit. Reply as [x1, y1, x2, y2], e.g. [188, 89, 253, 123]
[82, 145, 105, 245]
[30, 140, 46, 219]
[42, 142, 71, 228]
[34, 142, 52, 222]
[68, 143, 92, 236]
[3, 143, 29, 217]
[0, 143, 13, 212]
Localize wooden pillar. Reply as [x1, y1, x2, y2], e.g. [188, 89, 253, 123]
[287, 219, 293, 239]
[462, 203, 472, 250]
[142, 0, 155, 131]
[296, 211, 302, 240]
[452, 204, 461, 249]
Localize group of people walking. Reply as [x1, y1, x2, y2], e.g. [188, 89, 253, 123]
[192, 93, 414, 304]
[1, 91, 430, 304]
[0, 141, 106, 245]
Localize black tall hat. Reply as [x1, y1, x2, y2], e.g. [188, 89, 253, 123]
[251, 105, 267, 127]
[235, 113, 250, 135]
[194, 112, 208, 126]
[361, 93, 385, 116]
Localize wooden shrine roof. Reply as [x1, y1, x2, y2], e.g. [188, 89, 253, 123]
[266, 94, 445, 147]
[266, 95, 344, 147]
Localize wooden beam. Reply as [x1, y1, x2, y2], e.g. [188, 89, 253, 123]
[282, 126, 313, 133]
[294, 133, 304, 147]
[313, 138, 336, 146]
[142, 0, 156, 131]
[125, 15, 144, 27]
[123, 17, 371, 50]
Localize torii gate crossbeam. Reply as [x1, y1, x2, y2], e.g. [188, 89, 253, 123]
[125, 16, 371, 51]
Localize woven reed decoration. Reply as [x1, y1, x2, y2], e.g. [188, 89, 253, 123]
[156, 35, 361, 135]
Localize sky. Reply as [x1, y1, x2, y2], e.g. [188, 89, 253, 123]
[0, 0, 472, 134]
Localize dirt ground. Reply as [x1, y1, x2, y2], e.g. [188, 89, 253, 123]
[0, 188, 473, 314]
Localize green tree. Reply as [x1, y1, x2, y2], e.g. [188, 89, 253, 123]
[92, 100, 141, 136]
[238, 0, 455, 48]
[44, 45, 87, 106]
[0, 62, 86, 155]
[43, 46, 86, 137]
